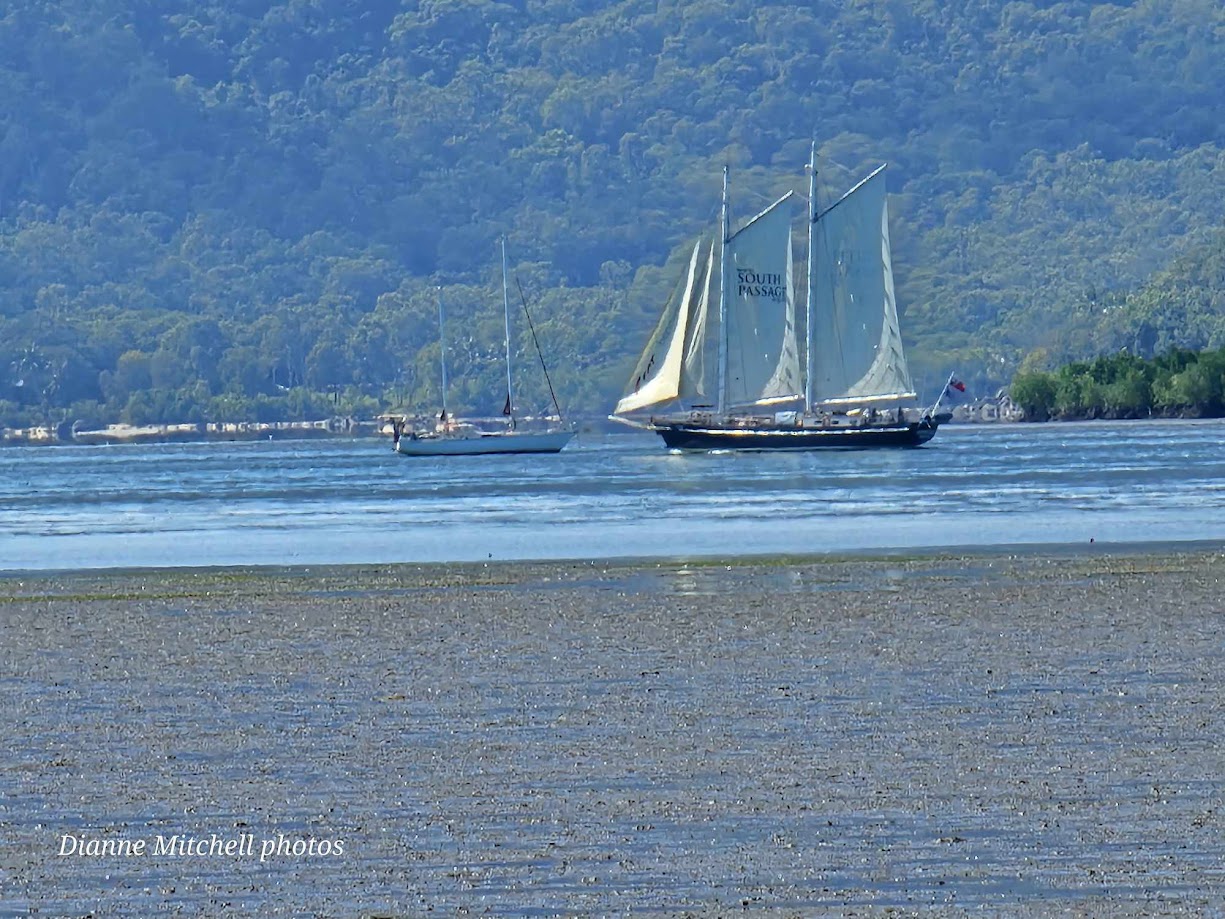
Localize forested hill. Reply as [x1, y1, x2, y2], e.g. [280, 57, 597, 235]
[2, 0, 1223, 428]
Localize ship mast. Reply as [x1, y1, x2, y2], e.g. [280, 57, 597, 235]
[437, 286, 449, 421]
[500, 237, 517, 430]
[805, 142, 817, 412]
[716, 165, 730, 416]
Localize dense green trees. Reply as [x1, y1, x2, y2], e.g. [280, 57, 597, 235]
[1009, 348, 1225, 420]
[0, 0, 1223, 428]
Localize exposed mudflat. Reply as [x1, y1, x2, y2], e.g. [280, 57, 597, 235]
[2, 547, 1223, 916]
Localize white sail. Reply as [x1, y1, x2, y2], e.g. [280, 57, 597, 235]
[809, 166, 916, 406]
[615, 240, 707, 415]
[679, 240, 715, 405]
[723, 192, 803, 408]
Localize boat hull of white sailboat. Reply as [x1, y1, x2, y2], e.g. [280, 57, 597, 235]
[395, 430, 574, 457]
[652, 419, 942, 452]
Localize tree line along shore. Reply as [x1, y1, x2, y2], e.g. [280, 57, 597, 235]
[1009, 347, 1225, 421]
[4, 345, 1224, 446]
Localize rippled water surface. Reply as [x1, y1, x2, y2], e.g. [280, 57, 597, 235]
[1, 419, 1222, 570]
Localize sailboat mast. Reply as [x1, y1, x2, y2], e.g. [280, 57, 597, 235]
[716, 165, 730, 416]
[805, 142, 817, 412]
[500, 237, 516, 428]
[437, 285, 449, 420]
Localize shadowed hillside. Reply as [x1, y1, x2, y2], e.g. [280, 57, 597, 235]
[1, 0, 1222, 428]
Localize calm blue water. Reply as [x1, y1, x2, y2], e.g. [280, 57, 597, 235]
[0, 419, 1222, 571]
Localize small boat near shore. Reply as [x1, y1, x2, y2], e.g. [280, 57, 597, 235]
[389, 238, 573, 457]
[388, 421, 573, 456]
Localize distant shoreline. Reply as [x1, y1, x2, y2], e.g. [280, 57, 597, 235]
[4, 411, 1221, 446]
[0, 417, 384, 446]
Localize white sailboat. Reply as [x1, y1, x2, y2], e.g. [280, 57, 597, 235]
[390, 239, 574, 456]
[612, 146, 950, 450]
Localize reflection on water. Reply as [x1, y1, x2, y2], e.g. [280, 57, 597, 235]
[0, 419, 1222, 569]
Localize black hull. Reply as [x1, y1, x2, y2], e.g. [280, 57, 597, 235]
[655, 419, 941, 451]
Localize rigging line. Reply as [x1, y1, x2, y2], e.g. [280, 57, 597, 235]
[514, 275, 564, 422]
[814, 152, 855, 177]
[739, 187, 777, 207]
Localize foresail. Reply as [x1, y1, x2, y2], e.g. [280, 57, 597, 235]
[724, 193, 803, 408]
[678, 240, 715, 405]
[810, 167, 916, 406]
[614, 240, 703, 415]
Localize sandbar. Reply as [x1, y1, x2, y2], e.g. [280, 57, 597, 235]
[2, 544, 1222, 915]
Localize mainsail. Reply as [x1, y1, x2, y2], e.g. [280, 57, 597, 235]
[614, 239, 714, 415]
[808, 166, 916, 406]
[723, 192, 803, 408]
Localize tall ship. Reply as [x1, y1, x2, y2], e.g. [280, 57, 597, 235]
[611, 147, 955, 450]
